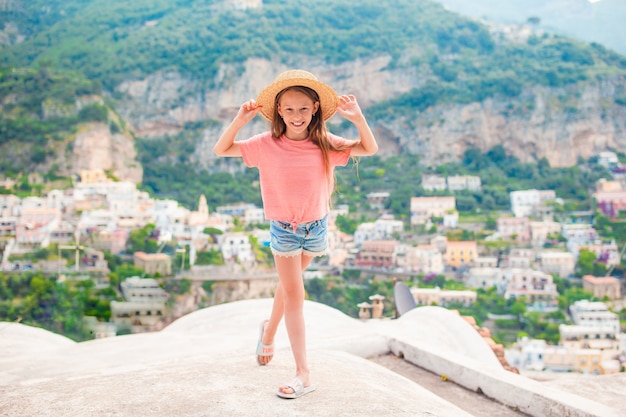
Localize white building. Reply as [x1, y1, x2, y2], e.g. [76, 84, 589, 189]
[421, 175, 446, 191]
[366, 192, 390, 210]
[0, 194, 20, 216]
[505, 337, 547, 371]
[474, 257, 498, 268]
[80, 209, 117, 231]
[220, 232, 254, 263]
[354, 223, 377, 247]
[561, 224, 599, 257]
[529, 220, 561, 247]
[538, 251, 575, 278]
[396, 244, 444, 274]
[410, 287, 477, 307]
[569, 300, 620, 334]
[442, 210, 459, 228]
[354, 215, 404, 246]
[111, 277, 168, 333]
[447, 175, 482, 192]
[597, 151, 619, 168]
[465, 267, 501, 290]
[244, 206, 266, 225]
[501, 268, 559, 312]
[121, 276, 169, 303]
[410, 196, 456, 226]
[510, 189, 556, 218]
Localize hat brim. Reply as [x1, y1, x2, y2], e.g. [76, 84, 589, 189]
[256, 76, 339, 122]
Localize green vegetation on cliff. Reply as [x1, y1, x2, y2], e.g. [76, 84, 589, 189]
[2, 0, 625, 101]
[0, 65, 106, 176]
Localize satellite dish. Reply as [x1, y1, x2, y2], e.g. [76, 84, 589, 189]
[394, 281, 416, 316]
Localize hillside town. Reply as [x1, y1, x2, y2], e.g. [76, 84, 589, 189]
[1, 151, 625, 377]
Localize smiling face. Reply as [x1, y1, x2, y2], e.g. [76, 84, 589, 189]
[277, 89, 320, 140]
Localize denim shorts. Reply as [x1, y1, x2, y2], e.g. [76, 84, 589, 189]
[269, 215, 328, 257]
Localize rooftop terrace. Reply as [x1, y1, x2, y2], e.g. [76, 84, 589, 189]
[1, 299, 624, 417]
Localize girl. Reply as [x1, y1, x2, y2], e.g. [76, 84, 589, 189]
[213, 69, 378, 399]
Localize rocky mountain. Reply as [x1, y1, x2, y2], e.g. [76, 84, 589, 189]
[116, 57, 626, 169]
[1, 0, 626, 188]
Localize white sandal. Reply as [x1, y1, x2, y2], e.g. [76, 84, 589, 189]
[256, 320, 274, 365]
[276, 376, 316, 399]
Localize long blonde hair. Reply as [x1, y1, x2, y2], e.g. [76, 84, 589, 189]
[270, 86, 354, 182]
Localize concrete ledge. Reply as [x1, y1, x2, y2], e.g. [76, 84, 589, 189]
[389, 338, 622, 417]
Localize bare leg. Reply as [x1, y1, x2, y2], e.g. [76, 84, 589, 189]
[259, 254, 314, 366]
[269, 253, 314, 394]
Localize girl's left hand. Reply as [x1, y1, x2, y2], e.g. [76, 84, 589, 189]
[336, 95, 363, 121]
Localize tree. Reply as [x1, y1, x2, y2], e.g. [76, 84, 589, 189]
[510, 298, 527, 319]
[127, 223, 159, 254]
[575, 248, 607, 277]
[335, 214, 360, 235]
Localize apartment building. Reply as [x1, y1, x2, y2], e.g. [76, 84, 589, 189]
[133, 252, 172, 276]
[396, 244, 444, 274]
[579, 241, 621, 268]
[421, 175, 446, 191]
[110, 277, 168, 333]
[354, 240, 399, 269]
[529, 220, 562, 247]
[594, 188, 626, 218]
[509, 189, 556, 218]
[465, 267, 502, 290]
[501, 268, 559, 311]
[411, 287, 477, 307]
[569, 300, 620, 334]
[354, 216, 404, 246]
[447, 175, 482, 192]
[538, 251, 575, 278]
[582, 275, 621, 300]
[219, 232, 254, 263]
[543, 346, 607, 374]
[505, 337, 547, 371]
[561, 223, 600, 258]
[444, 240, 477, 269]
[16, 207, 61, 249]
[410, 196, 456, 226]
[496, 216, 530, 243]
[366, 192, 390, 210]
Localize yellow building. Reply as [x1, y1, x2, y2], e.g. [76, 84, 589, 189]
[445, 241, 477, 268]
[544, 346, 605, 374]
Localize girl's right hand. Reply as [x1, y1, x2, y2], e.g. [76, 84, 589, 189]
[237, 99, 262, 124]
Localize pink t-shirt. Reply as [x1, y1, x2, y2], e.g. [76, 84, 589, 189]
[239, 132, 352, 226]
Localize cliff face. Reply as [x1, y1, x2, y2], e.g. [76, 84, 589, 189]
[48, 122, 143, 184]
[398, 81, 626, 167]
[113, 56, 626, 168]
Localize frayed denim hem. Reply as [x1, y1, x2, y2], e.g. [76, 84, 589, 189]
[271, 248, 328, 258]
[271, 248, 302, 258]
[303, 248, 328, 257]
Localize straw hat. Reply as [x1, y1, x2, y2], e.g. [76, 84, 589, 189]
[255, 69, 339, 122]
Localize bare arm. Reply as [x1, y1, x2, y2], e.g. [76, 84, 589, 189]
[335, 95, 379, 157]
[213, 99, 261, 157]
